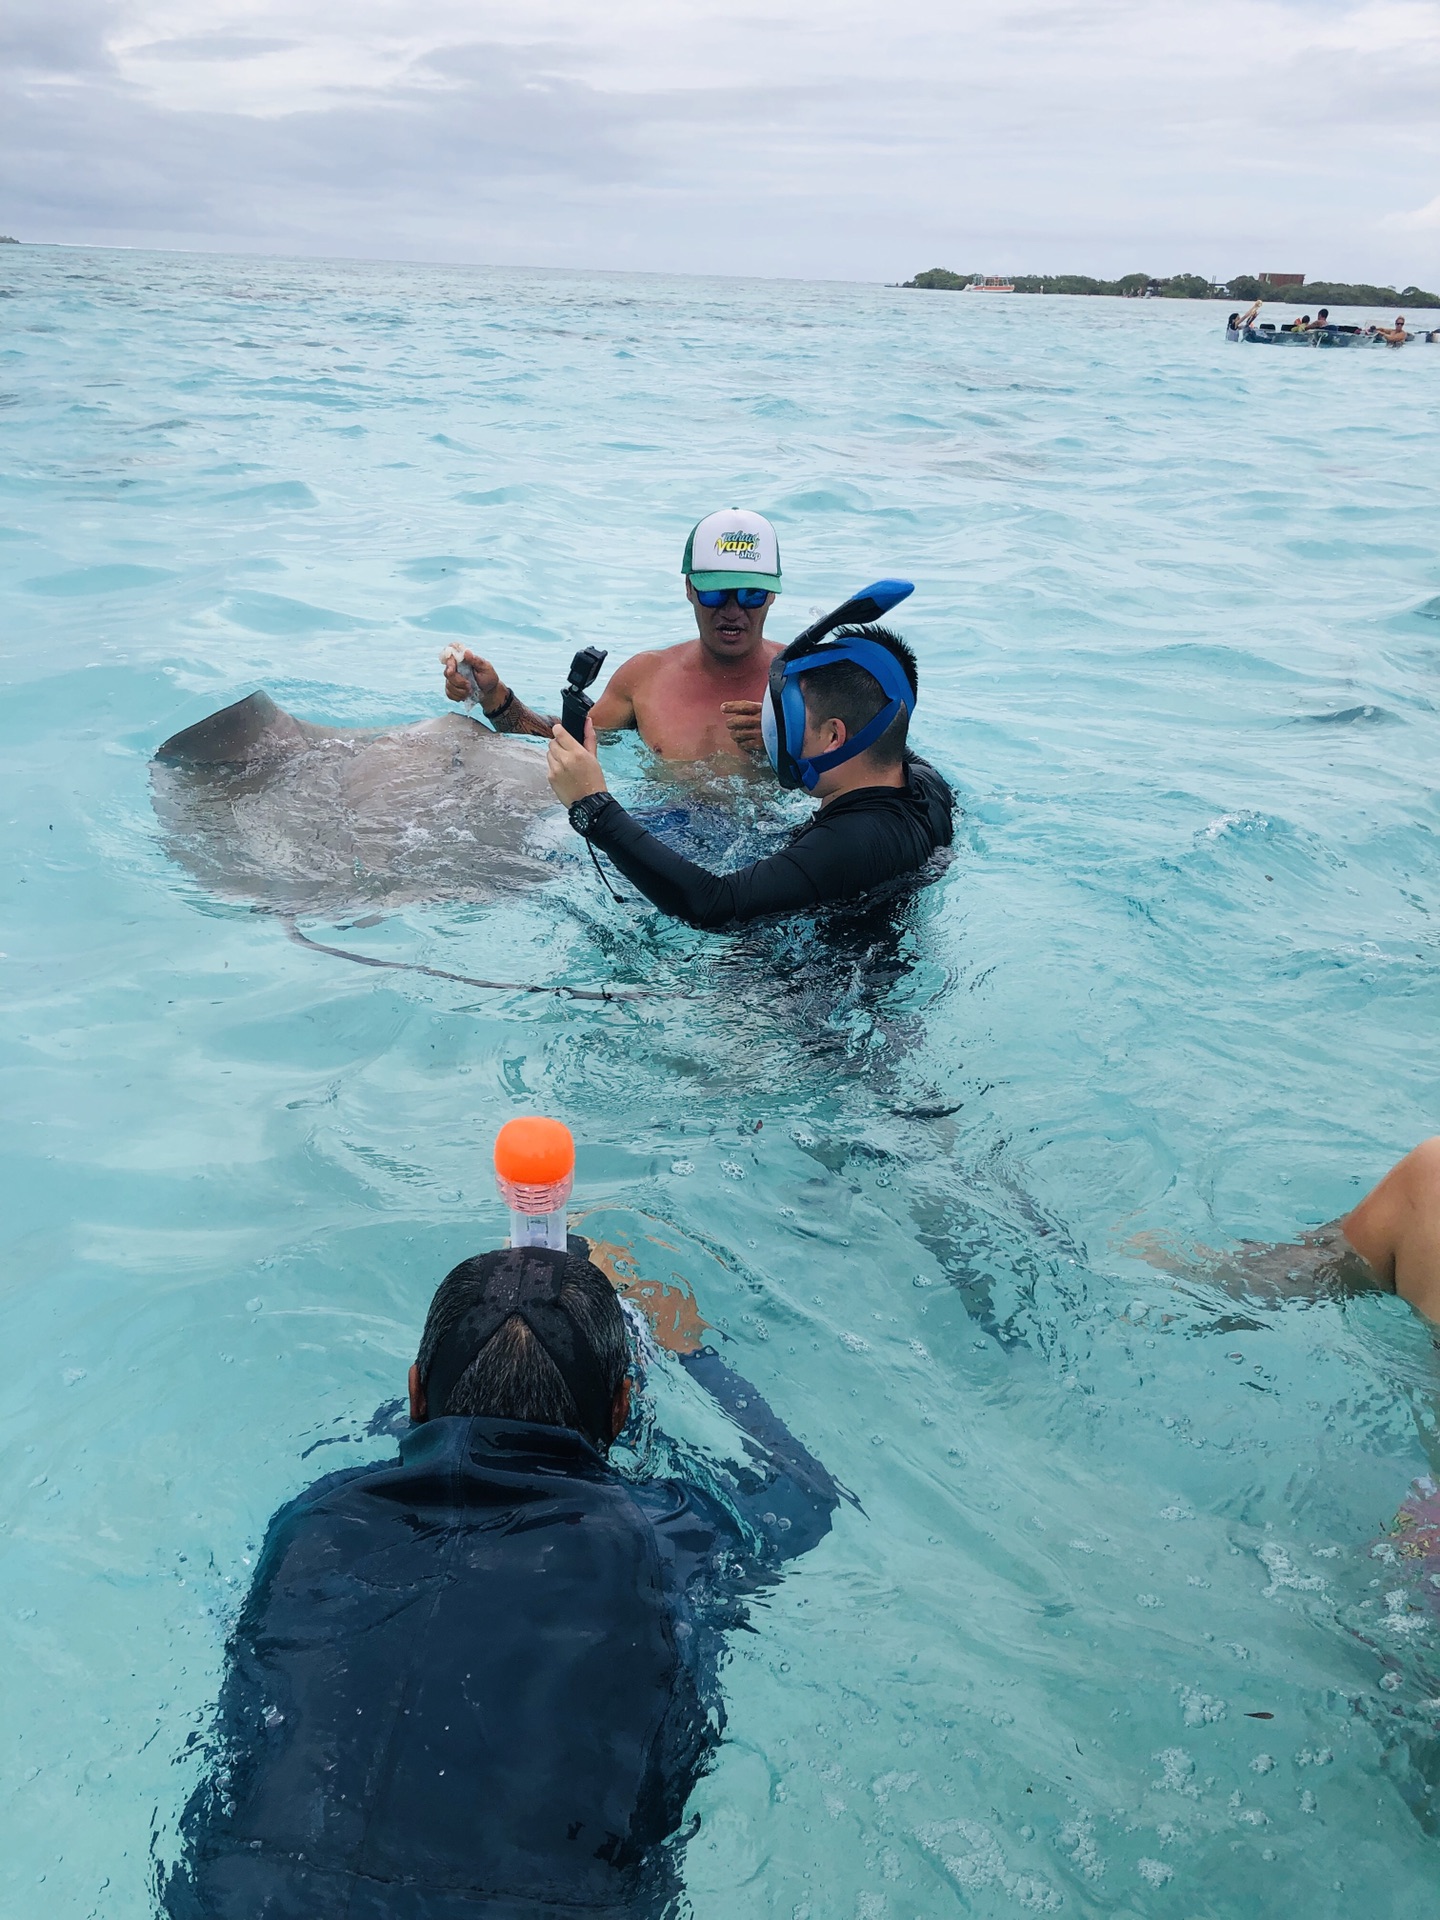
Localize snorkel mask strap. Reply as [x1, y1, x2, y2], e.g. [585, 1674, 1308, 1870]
[795, 697, 906, 787]
[423, 1247, 614, 1442]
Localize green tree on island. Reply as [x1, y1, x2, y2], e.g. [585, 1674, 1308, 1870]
[903, 267, 1439, 307]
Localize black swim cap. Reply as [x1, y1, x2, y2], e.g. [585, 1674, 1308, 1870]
[422, 1246, 616, 1443]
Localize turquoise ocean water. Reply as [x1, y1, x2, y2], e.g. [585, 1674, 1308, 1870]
[3, 248, 1440, 1916]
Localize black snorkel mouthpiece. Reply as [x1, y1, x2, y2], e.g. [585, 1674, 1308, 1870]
[560, 646, 607, 742]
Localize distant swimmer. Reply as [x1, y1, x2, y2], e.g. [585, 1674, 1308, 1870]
[163, 1119, 840, 1919]
[547, 616, 955, 928]
[442, 508, 785, 767]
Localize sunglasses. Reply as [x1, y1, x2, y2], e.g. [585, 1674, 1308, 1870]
[694, 586, 770, 610]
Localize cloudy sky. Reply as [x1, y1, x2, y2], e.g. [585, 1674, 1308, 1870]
[5, 0, 1440, 284]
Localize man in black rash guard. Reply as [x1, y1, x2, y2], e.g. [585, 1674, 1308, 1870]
[161, 1243, 839, 1920]
[547, 623, 954, 930]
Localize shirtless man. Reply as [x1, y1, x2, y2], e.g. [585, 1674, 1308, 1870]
[441, 509, 783, 767]
[1376, 315, 1410, 346]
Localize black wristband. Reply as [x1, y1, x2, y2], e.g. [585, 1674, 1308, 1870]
[568, 792, 615, 838]
[483, 685, 517, 722]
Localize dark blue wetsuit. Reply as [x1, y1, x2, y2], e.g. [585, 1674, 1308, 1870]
[162, 1351, 839, 1920]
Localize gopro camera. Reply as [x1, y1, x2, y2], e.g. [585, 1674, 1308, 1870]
[560, 646, 607, 742]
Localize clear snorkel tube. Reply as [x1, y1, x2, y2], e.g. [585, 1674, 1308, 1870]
[494, 1116, 575, 1252]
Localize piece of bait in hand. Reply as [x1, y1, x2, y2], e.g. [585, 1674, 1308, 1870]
[440, 645, 480, 710]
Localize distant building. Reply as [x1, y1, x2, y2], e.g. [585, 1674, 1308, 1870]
[1259, 272, 1305, 287]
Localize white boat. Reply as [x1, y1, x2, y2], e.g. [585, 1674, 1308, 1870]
[964, 275, 1015, 292]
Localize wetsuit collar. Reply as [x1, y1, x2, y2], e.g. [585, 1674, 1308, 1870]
[814, 756, 924, 811]
[401, 1413, 612, 1473]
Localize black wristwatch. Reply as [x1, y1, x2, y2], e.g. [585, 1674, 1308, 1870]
[567, 791, 614, 838]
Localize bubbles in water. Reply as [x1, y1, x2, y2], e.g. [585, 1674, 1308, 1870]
[1151, 1748, 1199, 1796]
[1055, 1816, 1104, 1882]
[914, 1820, 1062, 1911]
[1180, 1688, 1227, 1726]
[1258, 1544, 1327, 1597]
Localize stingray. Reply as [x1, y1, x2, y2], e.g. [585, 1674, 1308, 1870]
[151, 691, 560, 914]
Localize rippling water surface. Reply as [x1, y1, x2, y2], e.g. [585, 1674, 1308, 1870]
[4, 249, 1440, 1917]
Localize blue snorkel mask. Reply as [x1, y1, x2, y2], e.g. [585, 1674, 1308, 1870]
[761, 579, 916, 792]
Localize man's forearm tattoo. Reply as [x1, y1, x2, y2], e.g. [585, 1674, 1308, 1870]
[486, 689, 556, 737]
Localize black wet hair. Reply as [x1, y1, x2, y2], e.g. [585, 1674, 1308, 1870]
[415, 1251, 629, 1442]
[784, 623, 918, 766]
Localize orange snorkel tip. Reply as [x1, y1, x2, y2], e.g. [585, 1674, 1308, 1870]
[494, 1118, 575, 1247]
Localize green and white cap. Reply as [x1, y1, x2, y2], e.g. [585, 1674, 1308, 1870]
[682, 508, 782, 595]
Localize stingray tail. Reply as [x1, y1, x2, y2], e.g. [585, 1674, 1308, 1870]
[281, 919, 651, 1004]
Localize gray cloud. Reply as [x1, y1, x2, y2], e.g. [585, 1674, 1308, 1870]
[1, 0, 119, 76]
[2, 0, 1438, 282]
[124, 34, 302, 61]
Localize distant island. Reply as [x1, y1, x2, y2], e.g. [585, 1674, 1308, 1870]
[0, 236, 17, 245]
[904, 268, 1440, 308]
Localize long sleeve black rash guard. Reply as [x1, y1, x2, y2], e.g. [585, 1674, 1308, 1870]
[575, 756, 954, 929]
[163, 1352, 840, 1920]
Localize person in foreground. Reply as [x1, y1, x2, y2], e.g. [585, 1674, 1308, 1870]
[440, 509, 783, 766]
[547, 623, 954, 928]
[162, 1123, 839, 1919]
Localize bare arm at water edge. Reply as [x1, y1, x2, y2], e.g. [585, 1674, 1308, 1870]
[1341, 1138, 1440, 1322]
[1125, 1138, 1440, 1324]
